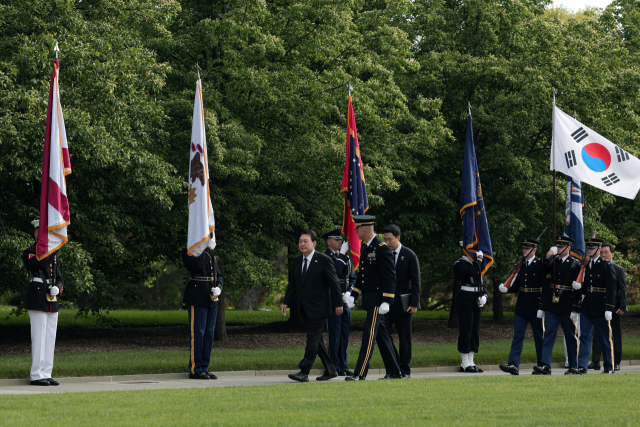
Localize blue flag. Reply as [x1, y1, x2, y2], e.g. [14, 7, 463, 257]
[460, 113, 494, 275]
[564, 177, 585, 260]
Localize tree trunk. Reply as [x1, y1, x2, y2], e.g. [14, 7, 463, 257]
[447, 279, 460, 329]
[214, 290, 227, 341]
[235, 284, 268, 310]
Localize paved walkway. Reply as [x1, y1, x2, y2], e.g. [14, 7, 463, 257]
[2, 361, 639, 395]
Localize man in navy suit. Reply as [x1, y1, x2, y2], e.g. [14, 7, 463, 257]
[282, 229, 343, 382]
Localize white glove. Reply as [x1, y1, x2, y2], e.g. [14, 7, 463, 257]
[476, 251, 483, 260]
[347, 296, 355, 309]
[570, 312, 579, 323]
[211, 287, 222, 296]
[340, 241, 350, 255]
[49, 286, 60, 296]
[537, 310, 545, 319]
[572, 281, 581, 290]
[499, 284, 508, 294]
[342, 292, 351, 303]
[478, 296, 487, 306]
[379, 302, 390, 315]
[550, 246, 558, 255]
[605, 311, 612, 321]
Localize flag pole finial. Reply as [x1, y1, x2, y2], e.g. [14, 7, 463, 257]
[196, 63, 202, 81]
[348, 82, 353, 98]
[54, 42, 59, 59]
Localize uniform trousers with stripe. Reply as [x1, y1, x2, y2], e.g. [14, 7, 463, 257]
[542, 312, 578, 368]
[28, 310, 58, 381]
[578, 314, 614, 372]
[507, 314, 544, 369]
[591, 313, 622, 365]
[188, 305, 218, 374]
[353, 306, 400, 378]
[298, 313, 337, 375]
[327, 304, 351, 371]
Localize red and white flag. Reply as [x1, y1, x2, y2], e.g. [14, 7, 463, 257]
[187, 79, 215, 256]
[37, 59, 71, 260]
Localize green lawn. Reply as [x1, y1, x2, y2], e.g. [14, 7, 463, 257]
[2, 375, 640, 426]
[3, 337, 640, 379]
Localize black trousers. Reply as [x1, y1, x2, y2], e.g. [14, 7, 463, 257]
[385, 305, 413, 376]
[457, 297, 482, 353]
[353, 306, 400, 378]
[298, 314, 337, 375]
[592, 313, 622, 365]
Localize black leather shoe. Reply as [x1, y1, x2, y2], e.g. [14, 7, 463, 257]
[460, 366, 480, 373]
[45, 378, 59, 386]
[30, 379, 50, 386]
[388, 373, 404, 379]
[601, 370, 614, 374]
[614, 364, 620, 371]
[576, 367, 588, 375]
[533, 365, 551, 375]
[288, 371, 309, 383]
[337, 370, 347, 376]
[588, 362, 601, 370]
[345, 375, 365, 381]
[499, 364, 519, 375]
[378, 374, 390, 380]
[316, 372, 338, 381]
[188, 371, 210, 380]
[402, 374, 411, 379]
[564, 368, 579, 375]
[204, 371, 217, 380]
[344, 369, 355, 377]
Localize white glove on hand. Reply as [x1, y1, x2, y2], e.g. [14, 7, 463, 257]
[342, 292, 351, 303]
[605, 311, 612, 321]
[478, 296, 487, 307]
[211, 287, 221, 296]
[550, 246, 558, 255]
[572, 281, 582, 290]
[537, 310, 545, 319]
[347, 296, 355, 309]
[499, 284, 508, 294]
[570, 312, 579, 323]
[379, 302, 390, 315]
[476, 251, 483, 260]
[49, 286, 60, 296]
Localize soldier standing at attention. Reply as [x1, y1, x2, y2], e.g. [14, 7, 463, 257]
[23, 220, 64, 386]
[498, 238, 545, 375]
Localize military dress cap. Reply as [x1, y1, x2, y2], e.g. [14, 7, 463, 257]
[556, 236, 574, 247]
[31, 219, 39, 228]
[522, 238, 539, 248]
[585, 237, 604, 248]
[353, 215, 375, 227]
[322, 228, 342, 239]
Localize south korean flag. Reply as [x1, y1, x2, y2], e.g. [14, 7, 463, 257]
[551, 106, 640, 199]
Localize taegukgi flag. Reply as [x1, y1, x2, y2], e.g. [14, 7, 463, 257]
[37, 59, 72, 260]
[187, 79, 215, 256]
[551, 106, 640, 199]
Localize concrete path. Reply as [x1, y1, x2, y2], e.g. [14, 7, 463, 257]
[2, 360, 639, 395]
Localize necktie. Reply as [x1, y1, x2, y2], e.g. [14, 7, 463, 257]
[302, 257, 308, 280]
[393, 251, 397, 265]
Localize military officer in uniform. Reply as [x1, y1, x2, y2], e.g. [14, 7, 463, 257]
[576, 238, 617, 374]
[23, 219, 64, 386]
[180, 236, 223, 379]
[346, 215, 402, 381]
[532, 236, 581, 375]
[498, 238, 545, 375]
[322, 228, 356, 377]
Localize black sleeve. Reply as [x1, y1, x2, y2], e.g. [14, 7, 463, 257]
[324, 256, 343, 310]
[408, 251, 421, 308]
[453, 258, 481, 278]
[214, 256, 223, 290]
[55, 258, 64, 292]
[378, 244, 397, 305]
[347, 260, 356, 293]
[615, 264, 628, 312]
[181, 248, 205, 273]
[605, 262, 617, 312]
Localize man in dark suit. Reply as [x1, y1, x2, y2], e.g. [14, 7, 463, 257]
[381, 224, 420, 378]
[346, 215, 402, 381]
[589, 243, 627, 371]
[282, 229, 343, 382]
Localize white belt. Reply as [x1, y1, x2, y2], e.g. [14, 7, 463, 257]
[461, 286, 479, 292]
[30, 278, 53, 285]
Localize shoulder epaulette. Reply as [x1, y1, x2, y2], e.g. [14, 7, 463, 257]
[379, 242, 387, 246]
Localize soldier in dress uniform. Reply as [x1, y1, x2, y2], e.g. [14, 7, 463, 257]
[322, 228, 356, 377]
[23, 220, 64, 386]
[346, 215, 402, 381]
[454, 242, 488, 373]
[576, 237, 617, 374]
[498, 238, 545, 375]
[532, 236, 581, 375]
[180, 236, 223, 380]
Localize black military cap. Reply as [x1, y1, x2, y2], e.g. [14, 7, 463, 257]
[556, 236, 574, 247]
[322, 228, 342, 239]
[585, 237, 604, 248]
[522, 238, 539, 248]
[353, 215, 375, 228]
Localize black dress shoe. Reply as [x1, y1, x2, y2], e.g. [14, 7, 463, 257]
[344, 369, 355, 377]
[499, 364, 519, 375]
[288, 371, 309, 383]
[188, 371, 210, 380]
[588, 362, 601, 370]
[204, 371, 217, 380]
[337, 370, 347, 377]
[614, 364, 620, 371]
[316, 372, 338, 381]
[345, 375, 365, 381]
[402, 374, 411, 379]
[576, 367, 588, 375]
[533, 365, 551, 375]
[564, 367, 579, 375]
[460, 366, 479, 373]
[30, 379, 50, 386]
[601, 370, 614, 374]
[45, 378, 59, 386]
[388, 373, 404, 379]
[378, 374, 390, 380]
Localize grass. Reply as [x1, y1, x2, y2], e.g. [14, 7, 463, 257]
[2, 375, 640, 426]
[3, 337, 640, 379]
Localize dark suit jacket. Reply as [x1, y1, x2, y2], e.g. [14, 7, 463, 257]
[283, 251, 342, 320]
[394, 245, 421, 309]
[612, 263, 628, 313]
[352, 236, 397, 310]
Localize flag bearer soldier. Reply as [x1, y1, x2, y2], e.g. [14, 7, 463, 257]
[498, 238, 545, 375]
[531, 237, 581, 375]
[589, 244, 627, 371]
[575, 238, 617, 374]
[346, 215, 402, 381]
[23, 220, 64, 386]
[454, 242, 488, 373]
[322, 228, 356, 377]
[180, 237, 223, 379]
